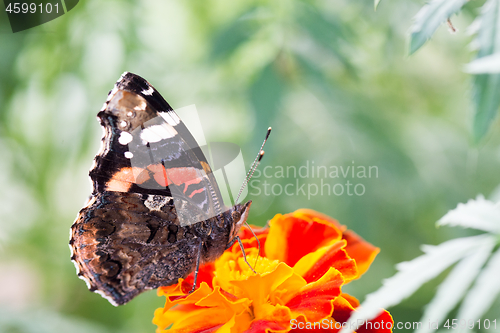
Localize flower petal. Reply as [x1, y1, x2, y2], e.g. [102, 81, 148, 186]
[243, 317, 291, 333]
[195, 286, 251, 314]
[157, 281, 213, 312]
[293, 209, 347, 232]
[356, 311, 393, 333]
[331, 295, 393, 333]
[285, 268, 344, 322]
[154, 306, 229, 333]
[266, 213, 342, 266]
[230, 263, 298, 309]
[342, 230, 379, 277]
[183, 262, 216, 289]
[294, 240, 358, 283]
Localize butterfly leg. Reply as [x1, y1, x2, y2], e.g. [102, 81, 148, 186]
[235, 236, 257, 274]
[190, 239, 203, 294]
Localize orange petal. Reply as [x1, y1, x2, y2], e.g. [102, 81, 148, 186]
[293, 209, 347, 232]
[285, 268, 344, 322]
[294, 240, 358, 283]
[230, 263, 298, 309]
[342, 230, 379, 277]
[154, 286, 250, 333]
[195, 286, 251, 314]
[340, 293, 360, 308]
[227, 311, 255, 333]
[330, 294, 358, 324]
[154, 306, 230, 333]
[266, 213, 342, 266]
[157, 281, 213, 312]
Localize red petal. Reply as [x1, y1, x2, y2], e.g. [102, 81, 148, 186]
[357, 311, 394, 333]
[342, 230, 379, 277]
[267, 214, 342, 266]
[286, 268, 344, 322]
[298, 240, 357, 283]
[293, 209, 347, 232]
[183, 262, 215, 289]
[227, 225, 268, 259]
[239, 225, 269, 240]
[191, 325, 224, 333]
[243, 319, 290, 333]
[331, 296, 394, 333]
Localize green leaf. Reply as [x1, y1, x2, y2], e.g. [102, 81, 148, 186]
[457, 247, 500, 321]
[210, 7, 263, 60]
[339, 235, 493, 333]
[437, 195, 500, 233]
[471, 0, 500, 142]
[416, 239, 495, 333]
[409, 0, 468, 55]
[375, 0, 381, 11]
[465, 52, 500, 74]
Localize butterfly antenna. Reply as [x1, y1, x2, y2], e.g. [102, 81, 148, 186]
[235, 127, 271, 203]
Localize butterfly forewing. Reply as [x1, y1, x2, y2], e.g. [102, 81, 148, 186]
[92, 74, 224, 223]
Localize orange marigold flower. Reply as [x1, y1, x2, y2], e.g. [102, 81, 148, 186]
[153, 209, 393, 333]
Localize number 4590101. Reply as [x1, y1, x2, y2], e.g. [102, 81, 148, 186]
[5, 2, 60, 14]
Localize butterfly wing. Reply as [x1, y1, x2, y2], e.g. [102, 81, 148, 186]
[71, 191, 203, 305]
[90, 72, 224, 222]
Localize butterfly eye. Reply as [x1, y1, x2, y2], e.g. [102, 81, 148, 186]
[231, 211, 241, 222]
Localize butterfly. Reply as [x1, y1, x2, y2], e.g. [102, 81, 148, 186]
[70, 72, 269, 305]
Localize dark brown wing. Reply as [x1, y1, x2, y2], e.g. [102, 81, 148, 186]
[70, 191, 202, 305]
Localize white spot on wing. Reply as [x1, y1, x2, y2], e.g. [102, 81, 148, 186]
[144, 195, 171, 211]
[140, 124, 177, 143]
[142, 86, 154, 96]
[124, 151, 133, 159]
[118, 132, 133, 145]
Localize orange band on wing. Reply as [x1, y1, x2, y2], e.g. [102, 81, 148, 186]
[105, 167, 148, 192]
[148, 164, 169, 187]
[166, 167, 200, 185]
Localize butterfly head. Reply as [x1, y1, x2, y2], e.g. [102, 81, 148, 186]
[229, 200, 252, 241]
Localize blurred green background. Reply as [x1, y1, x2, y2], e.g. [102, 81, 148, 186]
[1, 0, 500, 332]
